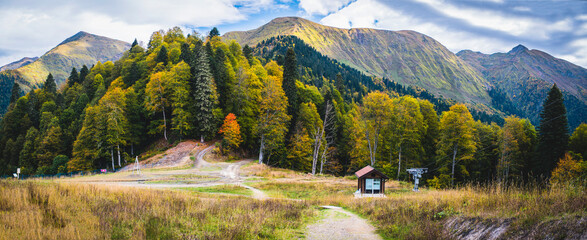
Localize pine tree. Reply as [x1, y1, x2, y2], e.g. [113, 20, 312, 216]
[283, 48, 299, 117]
[67, 67, 79, 86]
[534, 84, 569, 178]
[209, 27, 220, 39]
[44, 73, 57, 94]
[156, 45, 168, 64]
[191, 47, 217, 142]
[243, 45, 253, 64]
[123, 61, 141, 87]
[79, 65, 90, 84]
[9, 83, 21, 107]
[131, 38, 138, 48]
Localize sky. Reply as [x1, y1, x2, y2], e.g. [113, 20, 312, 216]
[0, 0, 586, 67]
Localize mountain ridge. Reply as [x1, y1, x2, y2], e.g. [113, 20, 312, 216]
[0, 31, 130, 114]
[0, 57, 38, 72]
[224, 17, 491, 105]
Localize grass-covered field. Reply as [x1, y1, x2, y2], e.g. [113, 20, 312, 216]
[0, 180, 313, 240]
[1, 163, 585, 240]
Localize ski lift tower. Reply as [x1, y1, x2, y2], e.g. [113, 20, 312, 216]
[406, 168, 427, 192]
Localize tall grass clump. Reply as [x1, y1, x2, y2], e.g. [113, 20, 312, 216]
[0, 180, 314, 239]
[325, 182, 586, 239]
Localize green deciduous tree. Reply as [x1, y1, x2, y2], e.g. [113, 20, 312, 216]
[360, 92, 392, 167]
[569, 123, 587, 159]
[436, 104, 476, 187]
[256, 63, 290, 164]
[145, 72, 170, 140]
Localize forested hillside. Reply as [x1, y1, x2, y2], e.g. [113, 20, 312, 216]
[0, 28, 584, 187]
[224, 17, 491, 105]
[0, 32, 129, 115]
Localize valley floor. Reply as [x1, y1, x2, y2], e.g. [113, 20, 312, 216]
[1, 141, 586, 239]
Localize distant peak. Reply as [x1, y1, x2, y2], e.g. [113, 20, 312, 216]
[509, 44, 528, 54]
[58, 31, 93, 46]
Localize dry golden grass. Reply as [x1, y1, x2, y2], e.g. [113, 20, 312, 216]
[0, 180, 314, 240]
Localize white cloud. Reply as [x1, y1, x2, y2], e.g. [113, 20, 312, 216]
[512, 6, 531, 12]
[558, 39, 587, 67]
[0, 0, 278, 66]
[413, 0, 572, 40]
[319, 0, 512, 54]
[299, 0, 354, 16]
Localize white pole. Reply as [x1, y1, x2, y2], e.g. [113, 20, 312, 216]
[135, 156, 140, 175]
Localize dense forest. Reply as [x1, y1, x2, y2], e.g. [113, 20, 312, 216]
[0, 28, 585, 187]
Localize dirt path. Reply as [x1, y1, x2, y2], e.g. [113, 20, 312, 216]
[304, 206, 382, 240]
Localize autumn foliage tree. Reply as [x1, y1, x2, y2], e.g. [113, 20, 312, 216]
[219, 113, 243, 151]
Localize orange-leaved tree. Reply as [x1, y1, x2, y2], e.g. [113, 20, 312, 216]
[219, 113, 243, 150]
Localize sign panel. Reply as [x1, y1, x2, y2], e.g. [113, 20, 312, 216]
[373, 179, 380, 190]
[16, 168, 20, 174]
[366, 179, 373, 190]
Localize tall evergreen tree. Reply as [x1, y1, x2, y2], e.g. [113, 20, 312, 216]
[534, 84, 569, 178]
[156, 45, 168, 64]
[79, 65, 90, 83]
[283, 48, 299, 117]
[191, 47, 217, 142]
[9, 83, 21, 106]
[67, 67, 79, 86]
[44, 73, 57, 94]
[209, 27, 220, 39]
[131, 38, 138, 48]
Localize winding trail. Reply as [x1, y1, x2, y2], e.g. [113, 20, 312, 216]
[304, 206, 382, 240]
[62, 141, 379, 237]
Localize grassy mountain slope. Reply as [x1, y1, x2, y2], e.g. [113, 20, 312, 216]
[224, 17, 491, 105]
[0, 31, 129, 114]
[14, 31, 130, 87]
[458, 45, 587, 129]
[0, 57, 38, 72]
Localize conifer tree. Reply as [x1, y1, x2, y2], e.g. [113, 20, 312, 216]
[156, 45, 168, 64]
[283, 48, 299, 118]
[191, 47, 217, 142]
[9, 83, 21, 107]
[131, 38, 138, 48]
[79, 65, 89, 83]
[67, 67, 79, 86]
[534, 84, 569, 178]
[209, 27, 220, 39]
[44, 73, 57, 94]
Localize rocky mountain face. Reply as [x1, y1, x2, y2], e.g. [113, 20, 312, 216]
[458, 45, 587, 129]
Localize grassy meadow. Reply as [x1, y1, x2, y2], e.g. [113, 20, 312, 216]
[0, 163, 585, 240]
[0, 180, 313, 240]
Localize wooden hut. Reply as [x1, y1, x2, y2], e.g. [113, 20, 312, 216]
[355, 166, 389, 195]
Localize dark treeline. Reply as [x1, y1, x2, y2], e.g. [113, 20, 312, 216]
[0, 28, 585, 187]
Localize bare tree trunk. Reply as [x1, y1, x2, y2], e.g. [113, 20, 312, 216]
[117, 144, 121, 167]
[162, 106, 167, 141]
[131, 144, 134, 156]
[451, 143, 458, 187]
[258, 136, 265, 164]
[111, 147, 115, 171]
[397, 144, 402, 181]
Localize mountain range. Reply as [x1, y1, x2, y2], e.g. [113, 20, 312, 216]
[224, 17, 491, 106]
[225, 17, 586, 129]
[0, 17, 585, 129]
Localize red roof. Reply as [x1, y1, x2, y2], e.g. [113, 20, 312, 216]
[355, 166, 389, 179]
